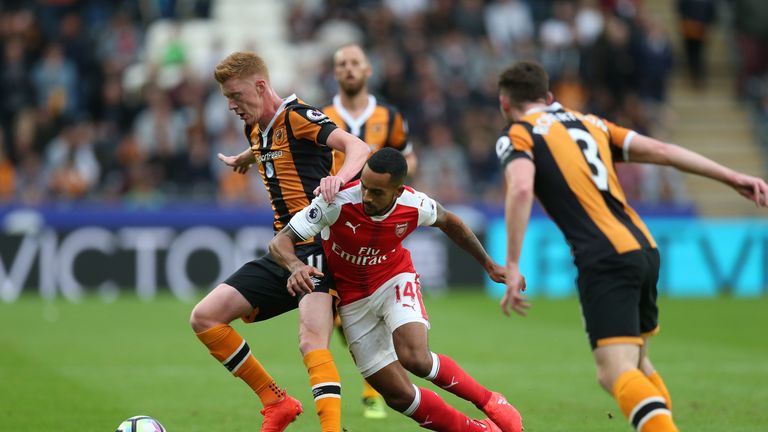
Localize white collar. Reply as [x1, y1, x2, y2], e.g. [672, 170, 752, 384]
[261, 94, 297, 144]
[524, 101, 562, 116]
[332, 94, 377, 136]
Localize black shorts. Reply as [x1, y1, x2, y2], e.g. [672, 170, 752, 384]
[224, 242, 335, 323]
[576, 248, 660, 349]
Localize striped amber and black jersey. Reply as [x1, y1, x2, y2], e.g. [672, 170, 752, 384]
[322, 94, 410, 176]
[245, 94, 337, 241]
[496, 102, 657, 268]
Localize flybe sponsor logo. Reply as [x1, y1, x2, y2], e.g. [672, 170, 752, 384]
[330, 242, 389, 265]
[258, 150, 283, 162]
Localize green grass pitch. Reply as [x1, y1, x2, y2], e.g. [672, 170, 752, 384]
[1, 291, 766, 431]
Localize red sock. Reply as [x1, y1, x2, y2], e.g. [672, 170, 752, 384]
[427, 353, 492, 409]
[405, 386, 489, 432]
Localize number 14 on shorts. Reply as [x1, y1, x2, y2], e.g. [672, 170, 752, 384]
[395, 280, 418, 303]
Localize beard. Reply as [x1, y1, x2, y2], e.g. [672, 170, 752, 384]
[363, 198, 396, 216]
[363, 204, 377, 215]
[339, 77, 366, 97]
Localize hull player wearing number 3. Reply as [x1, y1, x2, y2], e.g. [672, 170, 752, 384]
[270, 148, 524, 432]
[496, 61, 768, 432]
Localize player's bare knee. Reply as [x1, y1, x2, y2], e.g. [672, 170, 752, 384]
[189, 285, 231, 333]
[596, 364, 628, 393]
[189, 302, 213, 333]
[395, 351, 417, 374]
[596, 369, 613, 393]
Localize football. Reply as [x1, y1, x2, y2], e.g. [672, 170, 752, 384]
[115, 415, 166, 432]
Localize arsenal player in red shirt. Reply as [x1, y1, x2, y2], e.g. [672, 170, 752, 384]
[270, 148, 525, 432]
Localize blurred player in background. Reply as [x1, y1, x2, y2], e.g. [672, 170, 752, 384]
[269, 148, 523, 432]
[189, 51, 369, 432]
[322, 43, 418, 419]
[496, 61, 768, 432]
[324, 43, 417, 177]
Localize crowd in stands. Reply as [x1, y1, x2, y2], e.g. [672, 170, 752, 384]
[732, 0, 768, 172]
[297, 0, 689, 206]
[0, 0, 731, 211]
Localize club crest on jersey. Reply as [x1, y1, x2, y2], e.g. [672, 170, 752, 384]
[306, 109, 327, 122]
[274, 127, 285, 143]
[395, 222, 409, 238]
[306, 205, 323, 223]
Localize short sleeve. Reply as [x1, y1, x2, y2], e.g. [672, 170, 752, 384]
[288, 196, 340, 241]
[387, 110, 410, 153]
[414, 191, 438, 227]
[604, 118, 636, 162]
[287, 106, 338, 146]
[496, 123, 534, 168]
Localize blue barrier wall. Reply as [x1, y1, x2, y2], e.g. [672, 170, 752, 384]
[0, 205, 473, 301]
[3, 204, 764, 300]
[486, 217, 768, 297]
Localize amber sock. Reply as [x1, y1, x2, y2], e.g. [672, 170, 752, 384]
[362, 378, 381, 400]
[304, 349, 341, 432]
[647, 371, 672, 410]
[613, 369, 677, 432]
[196, 324, 283, 406]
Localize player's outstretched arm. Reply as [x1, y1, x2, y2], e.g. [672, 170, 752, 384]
[628, 134, 768, 207]
[318, 129, 371, 203]
[217, 148, 256, 174]
[500, 158, 535, 317]
[269, 226, 324, 297]
[431, 202, 506, 283]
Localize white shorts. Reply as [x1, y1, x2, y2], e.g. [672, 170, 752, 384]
[339, 272, 429, 378]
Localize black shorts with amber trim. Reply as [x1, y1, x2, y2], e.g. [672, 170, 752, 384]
[577, 248, 660, 349]
[224, 242, 336, 323]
